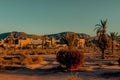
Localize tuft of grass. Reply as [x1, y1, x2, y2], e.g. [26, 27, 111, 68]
[67, 75, 79, 80]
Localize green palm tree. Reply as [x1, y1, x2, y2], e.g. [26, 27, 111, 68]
[94, 20, 107, 36]
[108, 32, 119, 54]
[94, 19, 109, 59]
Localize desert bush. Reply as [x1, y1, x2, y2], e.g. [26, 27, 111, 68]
[56, 49, 84, 70]
[12, 58, 21, 65]
[21, 56, 33, 65]
[32, 56, 44, 64]
[118, 58, 120, 65]
[107, 61, 118, 65]
[37, 56, 44, 62]
[0, 57, 4, 64]
[101, 71, 120, 77]
[67, 75, 79, 80]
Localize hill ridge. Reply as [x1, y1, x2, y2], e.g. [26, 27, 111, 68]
[0, 31, 90, 40]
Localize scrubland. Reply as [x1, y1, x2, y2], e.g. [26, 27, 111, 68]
[0, 48, 120, 80]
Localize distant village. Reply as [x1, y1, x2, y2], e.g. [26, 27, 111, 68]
[0, 30, 119, 67]
[0, 32, 86, 49]
[0, 32, 87, 66]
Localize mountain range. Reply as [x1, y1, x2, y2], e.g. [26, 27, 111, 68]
[48, 32, 90, 40]
[0, 31, 90, 40]
[0, 31, 41, 40]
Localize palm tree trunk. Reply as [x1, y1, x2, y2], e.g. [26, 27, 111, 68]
[111, 41, 114, 54]
[102, 50, 105, 59]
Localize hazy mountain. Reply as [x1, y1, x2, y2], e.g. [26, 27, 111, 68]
[0, 31, 41, 40]
[47, 32, 90, 40]
[0, 31, 91, 40]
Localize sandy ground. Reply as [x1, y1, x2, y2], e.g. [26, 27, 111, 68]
[0, 55, 120, 80]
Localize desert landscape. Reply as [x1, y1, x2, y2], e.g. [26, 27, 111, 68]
[0, 54, 120, 80]
[0, 0, 120, 80]
[0, 20, 120, 80]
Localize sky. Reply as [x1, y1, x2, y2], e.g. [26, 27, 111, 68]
[0, 0, 120, 36]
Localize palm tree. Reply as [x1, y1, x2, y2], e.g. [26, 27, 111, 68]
[94, 20, 107, 36]
[108, 32, 119, 54]
[94, 19, 109, 59]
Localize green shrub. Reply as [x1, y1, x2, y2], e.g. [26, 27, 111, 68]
[56, 49, 84, 70]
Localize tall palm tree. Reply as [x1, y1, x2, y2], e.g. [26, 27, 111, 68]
[108, 32, 119, 54]
[94, 20, 107, 36]
[94, 19, 109, 59]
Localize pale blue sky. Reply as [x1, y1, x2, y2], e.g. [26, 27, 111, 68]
[0, 0, 120, 36]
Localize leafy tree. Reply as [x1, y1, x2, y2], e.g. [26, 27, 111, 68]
[85, 38, 94, 48]
[41, 35, 49, 49]
[61, 32, 78, 48]
[108, 32, 119, 54]
[94, 19, 109, 59]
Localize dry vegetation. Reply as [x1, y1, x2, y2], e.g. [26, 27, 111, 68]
[0, 47, 119, 80]
[67, 75, 79, 80]
[56, 49, 84, 70]
[0, 48, 52, 67]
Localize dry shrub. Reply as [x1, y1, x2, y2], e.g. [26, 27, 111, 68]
[12, 58, 20, 65]
[37, 56, 44, 62]
[37, 49, 58, 55]
[101, 71, 120, 78]
[107, 61, 118, 65]
[32, 56, 44, 64]
[21, 56, 33, 65]
[56, 49, 84, 70]
[0, 57, 4, 64]
[67, 75, 79, 80]
[118, 58, 120, 65]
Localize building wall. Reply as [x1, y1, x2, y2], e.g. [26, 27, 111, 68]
[18, 38, 30, 47]
[30, 39, 42, 45]
[77, 39, 85, 48]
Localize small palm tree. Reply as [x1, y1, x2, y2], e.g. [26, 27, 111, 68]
[108, 32, 119, 54]
[94, 19, 109, 59]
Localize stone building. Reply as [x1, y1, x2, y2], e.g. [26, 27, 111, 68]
[77, 39, 85, 48]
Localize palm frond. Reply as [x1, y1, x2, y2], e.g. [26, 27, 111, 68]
[96, 28, 101, 33]
[109, 32, 119, 40]
[100, 19, 107, 29]
[94, 26, 101, 31]
[95, 24, 102, 27]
